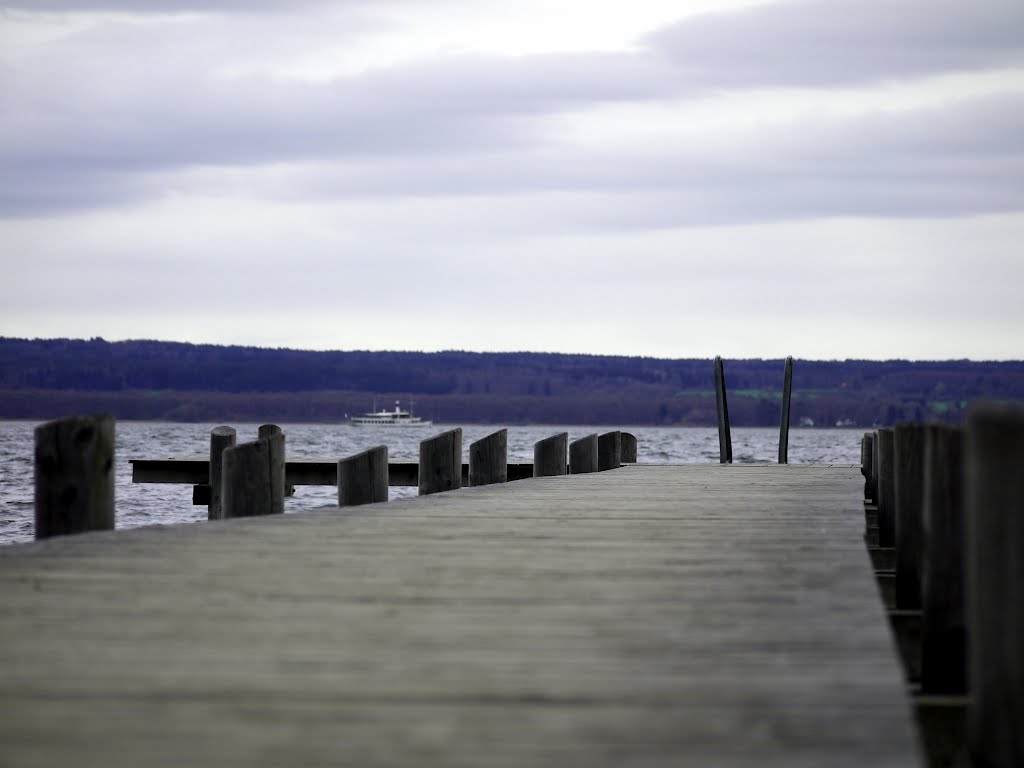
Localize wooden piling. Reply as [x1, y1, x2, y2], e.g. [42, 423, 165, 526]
[419, 429, 463, 495]
[221, 439, 282, 518]
[778, 356, 793, 464]
[876, 428, 896, 548]
[338, 445, 389, 507]
[872, 430, 880, 506]
[569, 434, 599, 474]
[965, 404, 1024, 768]
[920, 424, 965, 695]
[861, 432, 875, 503]
[208, 426, 236, 521]
[621, 432, 637, 463]
[714, 356, 733, 464]
[34, 413, 115, 539]
[258, 428, 286, 512]
[534, 433, 568, 477]
[469, 429, 507, 487]
[894, 422, 926, 611]
[598, 431, 622, 471]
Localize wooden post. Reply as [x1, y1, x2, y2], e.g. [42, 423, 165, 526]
[34, 413, 115, 539]
[778, 355, 793, 464]
[861, 432, 875, 502]
[534, 433, 568, 477]
[469, 429, 507, 487]
[257, 425, 286, 512]
[598, 431, 622, 471]
[338, 445, 389, 506]
[876, 428, 896, 548]
[920, 424, 966, 695]
[966, 404, 1024, 768]
[569, 434, 599, 474]
[419, 428, 463, 495]
[621, 432, 638, 463]
[872, 430, 880, 505]
[894, 422, 926, 610]
[714, 356, 732, 464]
[208, 426, 236, 520]
[221, 439, 281, 518]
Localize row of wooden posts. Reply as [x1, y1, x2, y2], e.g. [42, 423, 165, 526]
[33, 414, 637, 538]
[209, 426, 637, 517]
[714, 355, 793, 464]
[859, 403, 1024, 768]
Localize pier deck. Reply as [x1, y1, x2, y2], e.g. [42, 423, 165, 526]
[0, 465, 920, 766]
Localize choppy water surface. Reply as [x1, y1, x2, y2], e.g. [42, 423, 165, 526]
[0, 420, 862, 546]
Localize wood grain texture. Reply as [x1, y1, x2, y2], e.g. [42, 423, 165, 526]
[338, 445, 389, 507]
[469, 429, 507, 487]
[208, 426, 236, 521]
[965, 405, 1024, 768]
[569, 434, 598, 474]
[33, 413, 115, 539]
[0, 465, 919, 767]
[419, 429, 463, 496]
[533, 433, 567, 477]
[221, 438, 282, 518]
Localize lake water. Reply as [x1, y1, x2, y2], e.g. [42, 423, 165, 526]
[0, 420, 863, 546]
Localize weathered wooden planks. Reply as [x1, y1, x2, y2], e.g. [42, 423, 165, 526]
[0, 465, 919, 767]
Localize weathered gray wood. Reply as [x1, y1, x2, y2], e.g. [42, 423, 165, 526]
[569, 434, 599, 474]
[714, 356, 733, 464]
[419, 429, 463, 495]
[778, 356, 793, 464]
[208, 426, 236, 521]
[965, 404, 1024, 768]
[469, 429, 507, 487]
[221, 439, 283, 518]
[34, 413, 116, 539]
[920, 424, 965, 695]
[533, 432, 568, 477]
[338, 445, 389, 507]
[894, 422, 926, 611]
[620, 432, 637, 463]
[598, 431, 622, 471]
[0, 465, 919, 768]
[258, 424, 286, 513]
[876, 428, 896, 548]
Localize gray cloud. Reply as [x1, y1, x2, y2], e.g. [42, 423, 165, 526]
[1, 0, 1022, 223]
[0, 1, 348, 12]
[645, 0, 1024, 87]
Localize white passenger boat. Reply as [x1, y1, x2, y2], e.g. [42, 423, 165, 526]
[350, 401, 432, 427]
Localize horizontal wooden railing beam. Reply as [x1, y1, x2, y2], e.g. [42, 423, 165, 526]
[131, 457, 541, 489]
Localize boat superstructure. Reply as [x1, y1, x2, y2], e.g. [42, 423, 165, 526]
[350, 401, 432, 427]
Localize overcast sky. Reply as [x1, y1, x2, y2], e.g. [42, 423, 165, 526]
[1, 0, 1022, 360]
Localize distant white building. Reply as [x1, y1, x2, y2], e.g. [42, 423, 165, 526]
[799, 417, 815, 427]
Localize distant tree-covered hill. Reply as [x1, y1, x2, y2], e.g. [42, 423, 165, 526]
[1, 337, 1022, 426]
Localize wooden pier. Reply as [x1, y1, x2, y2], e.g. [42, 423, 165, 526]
[0, 464, 921, 767]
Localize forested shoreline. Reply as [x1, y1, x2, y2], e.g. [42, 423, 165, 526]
[2, 338, 1022, 427]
